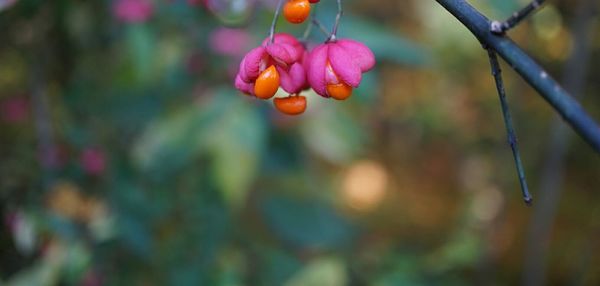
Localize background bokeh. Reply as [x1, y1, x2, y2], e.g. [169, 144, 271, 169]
[1, 0, 599, 285]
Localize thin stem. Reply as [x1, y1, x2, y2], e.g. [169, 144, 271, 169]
[31, 61, 57, 188]
[301, 5, 326, 41]
[302, 19, 330, 42]
[301, 20, 314, 41]
[329, 0, 343, 41]
[487, 49, 533, 206]
[491, 0, 546, 34]
[268, 0, 285, 44]
[312, 19, 331, 37]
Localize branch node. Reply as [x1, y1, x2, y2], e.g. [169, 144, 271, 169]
[490, 0, 546, 34]
[490, 21, 505, 34]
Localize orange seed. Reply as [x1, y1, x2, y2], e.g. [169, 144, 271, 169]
[254, 65, 280, 99]
[326, 83, 353, 100]
[283, 0, 311, 24]
[274, 95, 307, 115]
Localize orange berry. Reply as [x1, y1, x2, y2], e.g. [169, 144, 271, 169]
[326, 83, 353, 100]
[254, 65, 280, 99]
[283, 0, 311, 24]
[274, 95, 307, 115]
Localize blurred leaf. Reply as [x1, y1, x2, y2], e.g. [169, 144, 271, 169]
[312, 1, 429, 66]
[5, 243, 65, 286]
[214, 247, 245, 286]
[133, 89, 267, 209]
[132, 105, 206, 175]
[205, 0, 255, 26]
[168, 263, 205, 286]
[373, 255, 425, 286]
[261, 195, 356, 249]
[487, 0, 521, 15]
[300, 102, 365, 164]
[110, 183, 158, 257]
[259, 249, 303, 286]
[118, 213, 153, 257]
[353, 70, 379, 105]
[12, 211, 36, 256]
[339, 17, 431, 66]
[426, 230, 482, 273]
[208, 94, 267, 210]
[162, 186, 230, 285]
[62, 242, 91, 283]
[132, 90, 230, 175]
[284, 256, 347, 286]
[126, 25, 156, 83]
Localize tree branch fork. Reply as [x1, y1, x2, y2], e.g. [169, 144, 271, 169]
[435, 0, 600, 153]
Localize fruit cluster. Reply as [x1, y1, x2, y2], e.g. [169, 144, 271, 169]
[234, 0, 375, 116]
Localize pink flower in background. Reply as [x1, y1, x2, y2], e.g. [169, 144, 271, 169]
[81, 148, 106, 176]
[209, 27, 253, 57]
[0, 0, 18, 12]
[4, 211, 17, 232]
[113, 0, 154, 23]
[187, 0, 205, 6]
[0, 96, 29, 123]
[186, 50, 205, 74]
[81, 269, 103, 286]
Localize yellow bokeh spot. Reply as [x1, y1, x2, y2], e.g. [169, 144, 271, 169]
[341, 160, 389, 212]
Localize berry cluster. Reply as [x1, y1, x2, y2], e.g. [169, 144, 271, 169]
[234, 0, 375, 116]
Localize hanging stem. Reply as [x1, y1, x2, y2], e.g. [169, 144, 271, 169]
[328, 0, 343, 42]
[301, 19, 330, 42]
[313, 19, 331, 37]
[491, 0, 546, 34]
[301, 20, 314, 41]
[269, 0, 285, 44]
[301, 5, 330, 42]
[487, 49, 533, 206]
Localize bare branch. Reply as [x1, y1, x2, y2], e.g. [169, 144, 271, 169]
[435, 0, 600, 153]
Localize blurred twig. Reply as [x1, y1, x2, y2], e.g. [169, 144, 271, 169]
[30, 61, 56, 187]
[491, 0, 546, 34]
[523, 0, 598, 285]
[486, 50, 533, 205]
[435, 0, 600, 153]
[29, 6, 57, 189]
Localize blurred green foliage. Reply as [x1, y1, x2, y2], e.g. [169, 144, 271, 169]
[1, 0, 599, 285]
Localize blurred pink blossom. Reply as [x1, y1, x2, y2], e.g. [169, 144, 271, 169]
[0, 0, 18, 12]
[81, 148, 106, 176]
[186, 51, 205, 74]
[39, 145, 68, 169]
[80, 269, 103, 286]
[187, 0, 205, 6]
[113, 0, 154, 23]
[209, 27, 252, 57]
[0, 96, 29, 123]
[4, 211, 17, 232]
